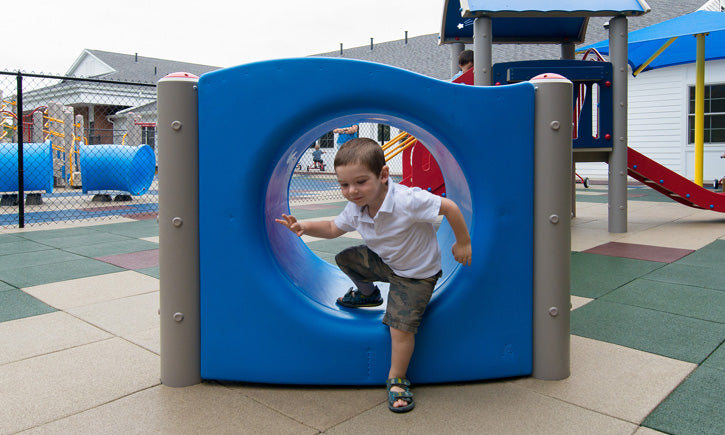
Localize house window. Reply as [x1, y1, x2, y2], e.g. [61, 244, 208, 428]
[377, 124, 391, 143]
[688, 83, 725, 143]
[318, 131, 334, 148]
[142, 126, 156, 147]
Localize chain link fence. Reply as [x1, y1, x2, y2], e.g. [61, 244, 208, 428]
[1, 71, 410, 228]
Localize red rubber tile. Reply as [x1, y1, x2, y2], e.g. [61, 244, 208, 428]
[583, 242, 693, 263]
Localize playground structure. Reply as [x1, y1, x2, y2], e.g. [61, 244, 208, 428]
[0, 93, 156, 205]
[157, 60, 573, 387]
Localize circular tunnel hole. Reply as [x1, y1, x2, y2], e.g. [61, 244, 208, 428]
[266, 115, 474, 310]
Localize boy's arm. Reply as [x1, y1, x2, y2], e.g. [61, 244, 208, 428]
[275, 214, 346, 239]
[439, 198, 472, 266]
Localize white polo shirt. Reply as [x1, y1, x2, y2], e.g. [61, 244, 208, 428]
[334, 181, 442, 279]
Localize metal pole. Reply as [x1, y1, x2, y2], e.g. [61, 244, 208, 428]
[473, 16, 492, 86]
[17, 72, 24, 228]
[561, 41, 577, 218]
[694, 33, 706, 187]
[157, 72, 201, 387]
[531, 74, 572, 380]
[561, 42, 575, 60]
[608, 15, 628, 233]
[450, 42, 465, 78]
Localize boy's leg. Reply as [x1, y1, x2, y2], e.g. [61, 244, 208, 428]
[335, 246, 390, 296]
[388, 327, 415, 409]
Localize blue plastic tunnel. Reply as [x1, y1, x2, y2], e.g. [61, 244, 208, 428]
[0, 141, 53, 193]
[79, 144, 156, 195]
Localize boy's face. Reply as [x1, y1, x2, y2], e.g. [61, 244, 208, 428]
[335, 162, 389, 209]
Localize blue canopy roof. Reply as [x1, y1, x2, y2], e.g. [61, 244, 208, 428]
[578, 10, 725, 74]
[440, 0, 651, 44]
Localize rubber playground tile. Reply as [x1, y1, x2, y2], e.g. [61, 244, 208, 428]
[601, 278, 725, 323]
[28, 231, 134, 249]
[702, 342, 725, 372]
[674, 239, 725, 269]
[0, 249, 88, 271]
[643, 366, 725, 435]
[137, 266, 160, 279]
[571, 300, 725, 364]
[0, 258, 125, 288]
[583, 241, 694, 263]
[0, 280, 16, 292]
[288, 203, 347, 220]
[96, 249, 159, 270]
[643, 262, 725, 292]
[0, 233, 26, 244]
[0, 239, 56, 256]
[0, 289, 56, 323]
[570, 252, 665, 298]
[14, 226, 104, 242]
[62, 239, 159, 258]
[89, 220, 159, 238]
[305, 237, 364, 256]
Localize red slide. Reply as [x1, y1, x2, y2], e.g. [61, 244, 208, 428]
[627, 147, 725, 213]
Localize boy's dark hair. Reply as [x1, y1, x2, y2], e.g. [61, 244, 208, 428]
[459, 49, 474, 67]
[334, 137, 386, 175]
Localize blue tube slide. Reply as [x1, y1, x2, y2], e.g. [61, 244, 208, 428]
[0, 140, 53, 193]
[198, 58, 535, 385]
[79, 144, 156, 195]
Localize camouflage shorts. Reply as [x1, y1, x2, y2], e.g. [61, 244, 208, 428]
[335, 245, 442, 334]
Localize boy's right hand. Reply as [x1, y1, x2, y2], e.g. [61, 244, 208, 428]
[275, 214, 304, 237]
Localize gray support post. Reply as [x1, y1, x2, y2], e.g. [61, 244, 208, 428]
[561, 41, 576, 218]
[472, 16, 492, 86]
[450, 42, 465, 78]
[608, 15, 628, 233]
[32, 111, 43, 144]
[561, 42, 575, 60]
[157, 72, 201, 387]
[531, 74, 572, 380]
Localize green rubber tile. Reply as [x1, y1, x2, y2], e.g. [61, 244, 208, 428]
[601, 279, 725, 323]
[643, 366, 725, 435]
[89, 220, 159, 238]
[62, 239, 159, 258]
[313, 252, 338, 265]
[571, 300, 725, 364]
[702, 342, 725, 372]
[570, 252, 665, 298]
[27, 232, 133, 249]
[305, 237, 364, 256]
[0, 289, 56, 322]
[287, 202, 347, 220]
[0, 240, 55, 256]
[0, 249, 87, 271]
[675, 239, 725, 269]
[0, 234, 26, 245]
[644, 263, 725, 292]
[15, 227, 102, 242]
[0, 258, 124, 288]
[137, 266, 160, 279]
[0, 281, 16, 292]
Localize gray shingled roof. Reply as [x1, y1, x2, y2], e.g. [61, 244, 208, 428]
[314, 0, 707, 80]
[82, 49, 221, 83]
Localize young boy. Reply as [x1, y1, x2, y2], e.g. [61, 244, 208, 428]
[276, 138, 472, 413]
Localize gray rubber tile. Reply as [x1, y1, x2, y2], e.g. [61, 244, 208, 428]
[570, 252, 665, 298]
[571, 300, 725, 364]
[0, 259, 125, 288]
[0, 289, 56, 322]
[674, 239, 725, 269]
[63, 239, 159, 258]
[643, 366, 725, 435]
[643, 262, 725, 291]
[601, 278, 725, 323]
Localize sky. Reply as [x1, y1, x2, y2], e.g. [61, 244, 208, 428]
[3, 0, 444, 74]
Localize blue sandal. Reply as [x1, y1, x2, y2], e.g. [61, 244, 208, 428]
[387, 377, 415, 413]
[336, 287, 383, 308]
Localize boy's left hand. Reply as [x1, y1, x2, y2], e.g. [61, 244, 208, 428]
[452, 242, 472, 266]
